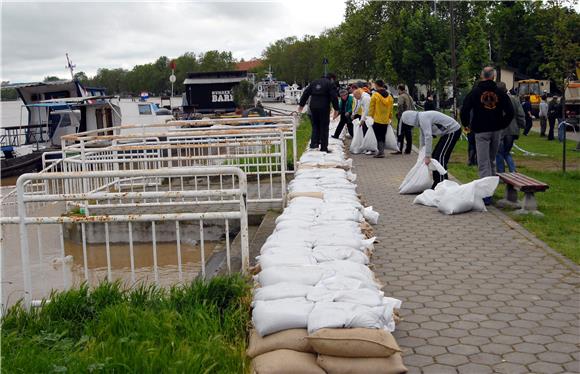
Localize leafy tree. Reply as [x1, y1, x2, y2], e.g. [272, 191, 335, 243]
[232, 80, 256, 109]
[43, 76, 61, 82]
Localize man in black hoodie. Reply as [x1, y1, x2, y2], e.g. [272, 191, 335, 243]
[460, 67, 514, 182]
[298, 73, 339, 153]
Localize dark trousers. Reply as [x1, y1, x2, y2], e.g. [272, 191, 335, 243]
[431, 129, 461, 188]
[540, 117, 547, 136]
[397, 122, 413, 153]
[548, 117, 556, 140]
[372, 123, 388, 142]
[523, 116, 533, 136]
[333, 115, 353, 138]
[310, 108, 330, 151]
[467, 132, 477, 166]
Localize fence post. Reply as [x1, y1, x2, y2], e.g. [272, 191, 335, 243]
[16, 175, 32, 309]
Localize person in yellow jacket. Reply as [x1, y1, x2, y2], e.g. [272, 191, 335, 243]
[368, 80, 394, 158]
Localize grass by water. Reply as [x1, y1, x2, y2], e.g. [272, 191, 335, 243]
[1, 275, 252, 373]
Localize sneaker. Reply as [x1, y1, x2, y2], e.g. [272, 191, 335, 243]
[373, 153, 385, 158]
[483, 196, 492, 206]
[364, 150, 374, 155]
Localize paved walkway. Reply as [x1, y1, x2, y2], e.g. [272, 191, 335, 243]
[352, 152, 580, 374]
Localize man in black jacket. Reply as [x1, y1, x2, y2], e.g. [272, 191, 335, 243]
[460, 67, 514, 183]
[298, 73, 339, 152]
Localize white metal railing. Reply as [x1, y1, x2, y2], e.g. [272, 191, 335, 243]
[53, 128, 288, 205]
[0, 167, 249, 309]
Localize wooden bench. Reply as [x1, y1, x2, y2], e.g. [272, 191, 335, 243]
[496, 172, 549, 216]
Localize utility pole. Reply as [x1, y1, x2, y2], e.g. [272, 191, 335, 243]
[450, 1, 458, 118]
[65, 53, 76, 80]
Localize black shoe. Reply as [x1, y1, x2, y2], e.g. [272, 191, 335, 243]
[331, 135, 339, 139]
[321, 149, 331, 153]
[373, 153, 385, 158]
[404, 151, 412, 154]
[391, 151, 402, 155]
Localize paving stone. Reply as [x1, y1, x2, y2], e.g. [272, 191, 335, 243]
[514, 342, 547, 354]
[415, 345, 447, 356]
[470, 353, 502, 365]
[493, 362, 529, 374]
[537, 351, 574, 364]
[404, 354, 434, 367]
[504, 352, 538, 365]
[435, 353, 469, 366]
[480, 343, 513, 355]
[423, 364, 458, 374]
[528, 361, 565, 374]
[457, 363, 493, 374]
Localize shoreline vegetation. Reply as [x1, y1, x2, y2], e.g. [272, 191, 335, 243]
[1, 275, 252, 373]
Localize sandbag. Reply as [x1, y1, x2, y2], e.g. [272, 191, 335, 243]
[413, 180, 459, 207]
[350, 119, 364, 154]
[363, 206, 380, 224]
[253, 282, 314, 302]
[258, 254, 317, 269]
[252, 349, 326, 374]
[247, 329, 314, 358]
[307, 302, 386, 333]
[307, 288, 384, 306]
[361, 127, 378, 152]
[308, 328, 401, 358]
[316, 353, 408, 374]
[438, 176, 499, 215]
[252, 299, 314, 336]
[287, 191, 324, 200]
[399, 148, 447, 194]
[312, 247, 369, 264]
[385, 125, 399, 151]
[256, 266, 330, 286]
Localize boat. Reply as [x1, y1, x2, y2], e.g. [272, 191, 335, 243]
[284, 83, 303, 105]
[256, 66, 287, 102]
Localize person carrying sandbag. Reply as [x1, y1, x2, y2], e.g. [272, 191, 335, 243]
[331, 89, 354, 139]
[400, 110, 462, 188]
[368, 80, 394, 158]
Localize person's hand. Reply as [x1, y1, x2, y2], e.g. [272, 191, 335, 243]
[333, 114, 338, 120]
[424, 156, 431, 165]
[297, 106, 303, 113]
[346, 112, 351, 118]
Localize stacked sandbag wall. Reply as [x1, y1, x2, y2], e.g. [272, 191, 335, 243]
[248, 128, 407, 374]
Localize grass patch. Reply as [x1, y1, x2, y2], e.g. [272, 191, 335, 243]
[287, 115, 312, 169]
[417, 124, 579, 264]
[1, 275, 252, 373]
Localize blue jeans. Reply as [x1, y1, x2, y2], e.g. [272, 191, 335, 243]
[496, 135, 516, 173]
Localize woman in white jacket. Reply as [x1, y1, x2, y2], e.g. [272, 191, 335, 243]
[400, 110, 462, 188]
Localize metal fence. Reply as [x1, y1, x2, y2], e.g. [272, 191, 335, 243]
[0, 167, 249, 309]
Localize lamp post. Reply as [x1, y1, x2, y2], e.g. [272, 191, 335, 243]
[450, 1, 458, 119]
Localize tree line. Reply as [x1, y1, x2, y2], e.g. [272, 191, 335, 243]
[1, 50, 237, 100]
[262, 0, 579, 101]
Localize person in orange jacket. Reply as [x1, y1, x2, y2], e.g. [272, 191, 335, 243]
[368, 80, 394, 158]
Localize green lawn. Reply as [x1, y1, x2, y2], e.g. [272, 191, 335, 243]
[287, 115, 312, 169]
[1, 276, 251, 373]
[404, 116, 580, 264]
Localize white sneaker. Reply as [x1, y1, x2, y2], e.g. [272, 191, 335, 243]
[364, 150, 374, 155]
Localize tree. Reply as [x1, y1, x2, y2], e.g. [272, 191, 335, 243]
[232, 80, 257, 109]
[43, 76, 61, 82]
[73, 71, 89, 83]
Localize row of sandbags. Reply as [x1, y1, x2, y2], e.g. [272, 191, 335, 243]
[249, 135, 407, 374]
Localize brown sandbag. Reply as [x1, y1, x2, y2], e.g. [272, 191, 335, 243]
[317, 353, 408, 374]
[252, 349, 326, 374]
[287, 191, 324, 200]
[247, 329, 314, 358]
[308, 328, 401, 358]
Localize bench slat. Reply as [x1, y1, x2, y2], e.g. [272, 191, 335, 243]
[498, 172, 549, 192]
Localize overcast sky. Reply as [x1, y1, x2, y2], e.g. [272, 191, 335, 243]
[1, 0, 346, 83]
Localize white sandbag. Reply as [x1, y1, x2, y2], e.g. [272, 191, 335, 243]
[413, 180, 459, 207]
[260, 246, 313, 256]
[385, 124, 400, 151]
[366, 117, 375, 126]
[312, 247, 369, 264]
[253, 299, 315, 336]
[381, 297, 403, 332]
[317, 275, 379, 291]
[315, 236, 375, 251]
[315, 209, 364, 223]
[318, 260, 375, 281]
[362, 206, 380, 225]
[256, 266, 332, 286]
[399, 148, 447, 194]
[307, 288, 384, 306]
[258, 254, 317, 269]
[438, 176, 499, 215]
[307, 302, 386, 334]
[361, 127, 378, 152]
[261, 240, 313, 252]
[254, 282, 314, 302]
[350, 120, 364, 154]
